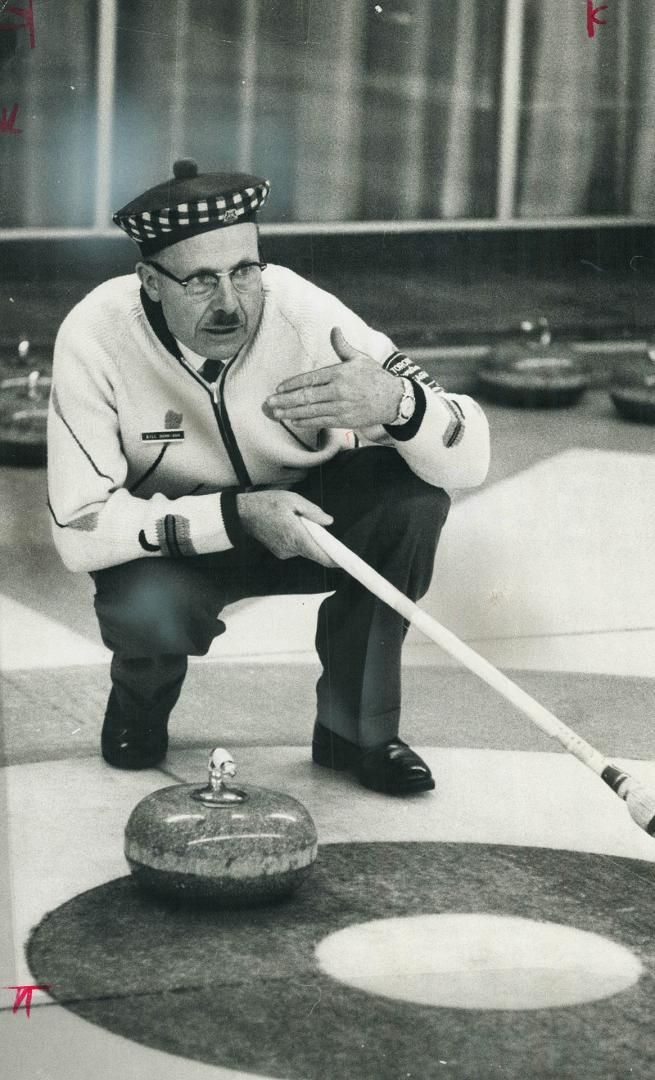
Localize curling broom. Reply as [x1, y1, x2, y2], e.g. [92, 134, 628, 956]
[300, 516, 655, 837]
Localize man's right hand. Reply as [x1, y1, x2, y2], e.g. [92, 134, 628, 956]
[235, 490, 336, 567]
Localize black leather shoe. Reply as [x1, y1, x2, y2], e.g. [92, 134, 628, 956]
[101, 714, 168, 770]
[358, 739, 435, 794]
[312, 721, 434, 795]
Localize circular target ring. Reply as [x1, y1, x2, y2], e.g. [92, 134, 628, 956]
[27, 842, 655, 1080]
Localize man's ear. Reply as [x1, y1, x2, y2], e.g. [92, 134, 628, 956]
[136, 261, 161, 302]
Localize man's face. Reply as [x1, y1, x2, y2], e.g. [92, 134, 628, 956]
[136, 223, 264, 361]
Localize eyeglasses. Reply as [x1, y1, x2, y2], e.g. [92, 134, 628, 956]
[148, 259, 267, 299]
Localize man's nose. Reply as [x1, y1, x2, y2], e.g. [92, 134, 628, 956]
[209, 274, 239, 312]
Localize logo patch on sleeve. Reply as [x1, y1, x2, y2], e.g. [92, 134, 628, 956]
[141, 430, 184, 442]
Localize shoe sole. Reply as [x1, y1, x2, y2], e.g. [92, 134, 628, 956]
[359, 772, 435, 795]
[101, 749, 168, 770]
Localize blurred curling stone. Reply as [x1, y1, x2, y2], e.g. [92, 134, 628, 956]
[609, 340, 655, 424]
[0, 369, 50, 465]
[478, 318, 591, 407]
[125, 748, 318, 905]
[0, 336, 53, 380]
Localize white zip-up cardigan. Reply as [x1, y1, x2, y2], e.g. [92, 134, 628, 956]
[47, 264, 490, 573]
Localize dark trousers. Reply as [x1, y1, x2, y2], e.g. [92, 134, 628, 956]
[92, 448, 450, 748]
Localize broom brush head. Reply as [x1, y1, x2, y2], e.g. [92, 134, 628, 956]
[602, 765, 655, 836]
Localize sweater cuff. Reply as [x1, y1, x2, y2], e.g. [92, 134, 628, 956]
[220, 489, 247, 548]
[383, 380, 426, 442]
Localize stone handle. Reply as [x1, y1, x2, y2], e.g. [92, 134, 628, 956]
[191, 747, 248, 806]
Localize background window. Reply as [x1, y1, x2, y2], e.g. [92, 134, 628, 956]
[1, 0, 655, 230]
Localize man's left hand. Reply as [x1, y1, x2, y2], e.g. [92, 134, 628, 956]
[264, 326, 403, 428]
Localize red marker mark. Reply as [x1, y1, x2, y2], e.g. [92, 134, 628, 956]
[0, 0, 36, 48]
[587, 1, 608, 38]
[0, 101, 21, 133]
[4, 984, 52, 1018]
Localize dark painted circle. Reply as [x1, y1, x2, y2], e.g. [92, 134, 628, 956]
[27, 843, 655, 1080]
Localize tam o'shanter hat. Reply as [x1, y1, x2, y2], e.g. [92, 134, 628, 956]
[112, 158, 271, 256]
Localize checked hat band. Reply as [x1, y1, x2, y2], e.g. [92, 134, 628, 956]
[113, 159, 270, 255]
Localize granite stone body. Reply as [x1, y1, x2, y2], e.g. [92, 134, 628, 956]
[125, 782, 318, 905]
[610, 369, 655, 423]
[478, 356, 590, 408]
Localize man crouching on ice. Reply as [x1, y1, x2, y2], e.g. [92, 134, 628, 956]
[47, 159, 490, 795]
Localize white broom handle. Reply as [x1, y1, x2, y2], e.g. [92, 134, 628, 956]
[301, 517, 609, 777]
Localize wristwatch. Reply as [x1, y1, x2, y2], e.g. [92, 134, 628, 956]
[389, 377, 416, 426]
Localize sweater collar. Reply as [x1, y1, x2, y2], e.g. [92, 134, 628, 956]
[175, 338, 206, 370]
[139, 287, 184, 362]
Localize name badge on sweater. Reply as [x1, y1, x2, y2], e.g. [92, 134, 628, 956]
[141, 430, 185, 442]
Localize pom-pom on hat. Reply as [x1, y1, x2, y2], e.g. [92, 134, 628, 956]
[112, 159, 271, 256]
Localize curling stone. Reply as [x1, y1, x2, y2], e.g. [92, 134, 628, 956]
[0, 370, 50, 465]
[609, 349, 655, 424]
[125, 748, 318, 905]
[479, 318, 590, 408]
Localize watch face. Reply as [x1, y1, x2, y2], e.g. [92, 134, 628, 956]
[400, 391, 415, 419]
[390, 378, 415, 424]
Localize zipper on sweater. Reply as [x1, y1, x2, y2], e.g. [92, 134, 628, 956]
[175, 353, 252, 489]
[209, 366, 252, 488]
